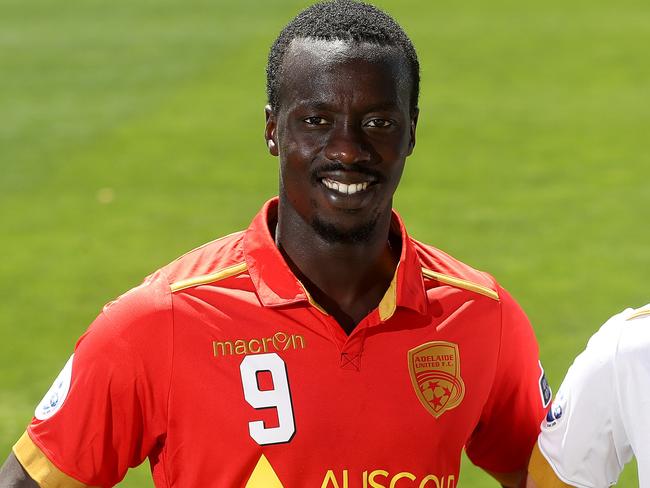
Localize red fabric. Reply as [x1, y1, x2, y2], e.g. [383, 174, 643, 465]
[464, 287, 546, 473]
[27, 198, 547, 487]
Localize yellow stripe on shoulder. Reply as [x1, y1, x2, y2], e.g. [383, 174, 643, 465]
[13, 431, 91, 487]
[171, 262, 248, 293]
[627, 307, 650, 321]
[421, 267, 499, 301]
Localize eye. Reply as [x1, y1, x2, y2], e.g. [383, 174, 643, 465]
[364, 118, 394, 128]
[303, 116, 329, 126]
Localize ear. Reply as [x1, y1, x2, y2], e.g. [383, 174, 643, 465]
[264, 105, 279, 157]
[407, 108, 419, 156]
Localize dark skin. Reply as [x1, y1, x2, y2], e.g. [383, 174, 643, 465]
[526, 476, 541, 487]
[0, 37, 526, 488]
[265, 39, 416, 334]
[0, 455, 37, 487]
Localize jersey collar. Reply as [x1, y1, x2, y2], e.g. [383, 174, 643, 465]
[243, 198, 428, 321]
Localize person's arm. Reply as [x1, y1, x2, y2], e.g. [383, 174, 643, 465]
[527, 309, 639, 488]
[0, 453, 39, 488]
[465, 287, 550, 478]
[5, 271, 173, 488]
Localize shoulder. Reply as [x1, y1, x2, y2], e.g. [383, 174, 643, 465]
[576, 304, 650, 370]
[615, 303, 650, 356]
[560, 308, 634, 380]
[94, 231, 247, 341]
[542, 305, 645, 420]
[410, 238, 500, 301]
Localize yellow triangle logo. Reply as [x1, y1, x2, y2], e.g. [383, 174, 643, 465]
[245, 454, 284, 488]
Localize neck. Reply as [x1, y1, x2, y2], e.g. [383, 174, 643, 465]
[275, 199, 399, 333]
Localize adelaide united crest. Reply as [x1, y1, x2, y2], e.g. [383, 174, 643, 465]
[408, 341, 465, 418]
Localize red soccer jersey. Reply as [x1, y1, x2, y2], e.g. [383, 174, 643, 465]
[15, 198, 549, 487]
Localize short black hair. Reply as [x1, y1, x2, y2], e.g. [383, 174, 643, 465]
[266, 0, 420, 113]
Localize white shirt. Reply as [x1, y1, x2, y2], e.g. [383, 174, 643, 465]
[537, 304, 650, 488]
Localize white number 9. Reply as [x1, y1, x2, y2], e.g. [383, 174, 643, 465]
[240, 353, 295, 445]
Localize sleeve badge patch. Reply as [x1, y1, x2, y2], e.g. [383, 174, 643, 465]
[538, 360, 552, 408]
[408, 341, 465, 419]
[35, 354, 74, 421]
[544, 390, 567, 429]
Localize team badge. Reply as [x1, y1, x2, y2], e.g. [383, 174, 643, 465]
[408, 341, 465, 418]
[35, 354, 74, 420]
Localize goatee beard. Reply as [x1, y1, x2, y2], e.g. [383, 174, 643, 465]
[310, 214, 379, 245]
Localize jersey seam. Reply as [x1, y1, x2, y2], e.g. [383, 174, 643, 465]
[162, 267, 175, 488]
[109, 329, 154, 484]
[611, 324, 628, 474]
[465, 289, 506, 471]
[491, 292, 507, 468]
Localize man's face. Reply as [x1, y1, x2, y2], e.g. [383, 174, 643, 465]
[266, 38, 417, 244]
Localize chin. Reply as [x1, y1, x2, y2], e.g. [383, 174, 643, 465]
[311, 215, 379, 245]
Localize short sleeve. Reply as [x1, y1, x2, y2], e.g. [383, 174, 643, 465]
[616, 311, 650, 485]
[14, 271, 173, 488]
[465, 286, 549, 473]
[535, 312, 633, 488]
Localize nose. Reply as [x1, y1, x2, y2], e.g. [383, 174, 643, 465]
[323, 123, 371, 165]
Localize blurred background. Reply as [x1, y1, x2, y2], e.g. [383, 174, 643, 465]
[1, 0, 648, 485]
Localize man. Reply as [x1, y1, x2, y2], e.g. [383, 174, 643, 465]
[0, 1, 549, 486]
[528, 304, 650, 487]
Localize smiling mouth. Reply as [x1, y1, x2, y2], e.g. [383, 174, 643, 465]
[321, 177, 373, 195]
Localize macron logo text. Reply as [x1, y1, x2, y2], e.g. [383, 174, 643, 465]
[213, 331, 305, 357]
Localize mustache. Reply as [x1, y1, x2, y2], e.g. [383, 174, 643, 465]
[312, 162, 384, 181]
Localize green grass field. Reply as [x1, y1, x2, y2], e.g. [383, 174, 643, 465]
[1, 0, 648, 485]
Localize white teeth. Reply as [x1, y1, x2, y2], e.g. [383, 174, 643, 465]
[322, 178, 370, 195]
